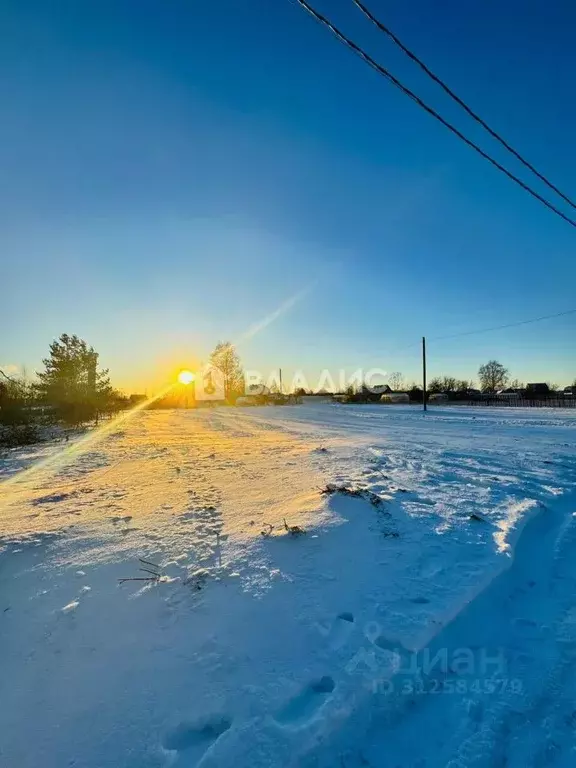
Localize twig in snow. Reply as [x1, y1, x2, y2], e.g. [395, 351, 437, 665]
[140, 567, 161, 577]
[117, 557, 164, 583]
[260, 523, 274, 537]
[321, 484, 384, 508]
[283, 518, 306, 536]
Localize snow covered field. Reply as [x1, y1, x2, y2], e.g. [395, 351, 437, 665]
[1, 403, 576, 767]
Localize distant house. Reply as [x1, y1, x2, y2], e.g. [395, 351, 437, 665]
[371, 384, 392, 396]
[428, 393, 449, 403]
[563, 386, 576, 397]
[380, 392, 410, 404]
[496, 388, 520, 398]
[360, 384, 391, 403]
[526, 383, 550, 398]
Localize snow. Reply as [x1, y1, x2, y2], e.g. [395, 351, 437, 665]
[1, 403, 576, 767]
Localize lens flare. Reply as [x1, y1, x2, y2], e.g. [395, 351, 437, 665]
[0, 383, 175, 503]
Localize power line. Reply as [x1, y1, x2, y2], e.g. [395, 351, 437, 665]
[352, 0, 576, 212]
[430, 307, 576, 342]
[367, 307, 576, 361]
[293, 0, 576, 229]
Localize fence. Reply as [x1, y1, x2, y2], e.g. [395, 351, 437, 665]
[438, 397, 576, 409]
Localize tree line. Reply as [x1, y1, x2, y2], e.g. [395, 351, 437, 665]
[371, 361, 575, 400]
[1, 336, 249, 443]
[425, 360, 574, 396]
[0, 334, 125, 445]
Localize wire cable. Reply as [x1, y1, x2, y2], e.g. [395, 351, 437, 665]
[352, 0, 576, 212]
[430, 307, 576, 342]
[365, 308, 576, 363]
[293, 0, 576, 229]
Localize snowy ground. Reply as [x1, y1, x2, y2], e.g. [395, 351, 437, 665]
[1, 404, 576, 767]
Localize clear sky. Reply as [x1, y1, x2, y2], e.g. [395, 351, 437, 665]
[2, 0, 575, 392]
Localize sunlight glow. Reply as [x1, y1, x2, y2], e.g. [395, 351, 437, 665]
[0, 284, 316, 505]
[0, 383, 175, 501]
[178, 370, 195, 385]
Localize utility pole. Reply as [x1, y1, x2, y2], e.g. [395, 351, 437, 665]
[422, 336, 427, 412]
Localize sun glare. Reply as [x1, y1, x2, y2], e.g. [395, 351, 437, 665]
[178, 370, 195, 385]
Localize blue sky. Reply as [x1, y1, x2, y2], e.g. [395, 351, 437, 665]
[2, 0, 575, 391]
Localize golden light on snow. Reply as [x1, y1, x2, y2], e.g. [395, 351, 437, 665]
[178, 370, 195, 385]
[0, 383, 175, 500]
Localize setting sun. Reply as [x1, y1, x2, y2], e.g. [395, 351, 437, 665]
[178, 370, 195, 385]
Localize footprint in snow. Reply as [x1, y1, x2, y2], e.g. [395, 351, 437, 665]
[314, 612, 355, 648]
[417, 557, 444, 579]
[33, 492, 70, 505]
[327, 612, 356, 650]
[275, 676, 335, 728]
[162, 714, 232, 760]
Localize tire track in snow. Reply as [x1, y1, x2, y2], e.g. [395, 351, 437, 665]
[208, 493, 576, 768]
[347, 492, 576, 768]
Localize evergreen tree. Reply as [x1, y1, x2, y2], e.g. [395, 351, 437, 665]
[37, 334, 112, 424]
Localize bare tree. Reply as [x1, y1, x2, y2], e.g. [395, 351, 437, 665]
[478, 360, 509, 393]
[388, 372, 404, 391]
[428, 375, 466, 393]
[210, 342, 244, 400]
[428, 377, 443, 394]
[440, 376, 458, 393]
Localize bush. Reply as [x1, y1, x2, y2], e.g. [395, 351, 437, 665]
[0, 377, 34, 426]
[0, 423, 41, 448]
